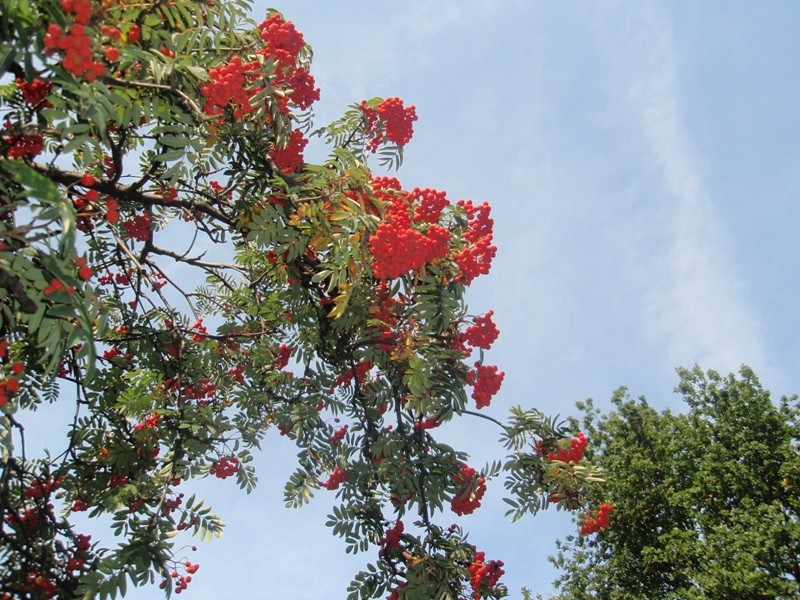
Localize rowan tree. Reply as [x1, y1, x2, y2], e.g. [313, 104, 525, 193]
[0, 2, 607, 598]
[549, 366, 800, 599]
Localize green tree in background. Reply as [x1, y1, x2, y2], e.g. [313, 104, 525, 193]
[550, 366, 800, 599]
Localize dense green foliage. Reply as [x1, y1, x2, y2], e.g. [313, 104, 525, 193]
[0, 1, 606, 598]
[550, 366, 800, 599]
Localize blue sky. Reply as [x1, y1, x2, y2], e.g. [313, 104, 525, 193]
[94, 1, 800, 597]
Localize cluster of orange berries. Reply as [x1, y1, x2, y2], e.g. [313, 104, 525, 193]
[450, 463, 487, 516]
[159, 561, 199, 595]
[257, 14, 319, 111]
[210, 456, 238, 479]
[580, 502, 614, 535]
[202, 56, 262, 118]
[0, 341, 23, 406]
[369, 191, 450, 280]
[360, 97, 418, 151]
[73, 173, 119, 231]
[333, 360, 373, 388]
[455, 200, 497, 285]
[539, 432, 589, 464]
[3, 120, 44, 158]
[461, 310, 500, 351]
[15, 77, 52, 107]
[378, 519, 404, 551]
[320, 464, 348, 490]
[466, 363, 504, 409]
[200, 13, 319, 178]
[133, 412, 161, 432]
[43, 0, 105, 80]
[122, 213, 152, 242]
[411, 187, 449, 224]
[467, 550, 505, 600]
[328, 424, 348, 445]
[269, 128, 308, 173]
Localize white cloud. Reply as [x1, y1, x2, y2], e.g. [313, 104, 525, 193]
[625, 3, 766, 373]
[304, 0, 499, 107]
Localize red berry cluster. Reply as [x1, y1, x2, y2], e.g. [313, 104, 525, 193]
[258, 13, 305, 56]
[371, 176, 403, 198]
[369, 192, 450, 280]
[59, 0, 90, 23]
[378, 97, 417, 146]
[163, 375, 217, 401]
[386, 582, 406, 600]
[109, 473, 130, 489]
[0, 343, 22, 407]
[467, 551, 505, 600]
[259, 13, 317, 104]
[461, 311, 500, 350]
[328, 424, 348, 445]
[43, 278, 75, 296]
[466, 363, 504, 409]
[98, 25, 122, 61]
[160, 561, 199, 594]
[67, 533, 92, 571]
[162, 493, 184, 515]
[3, 120, 44, 158]
[210, 456, 238, 479]
[42, 0, 132, 79]
[24, 573, 58, 598]
[450, 463, 486, 516]
[414, 417, 441, 430]
[70, 496, 90, 512]
[270, 128, 308, 173]
[23, 476, 62, 500]
[455, 200, 497, 285]
[4, 133, 44, 158]
[6, 505, 44, 529]
[541, 432, 589, 464]
[75, 256, 93, 280]
[71, 188, 94, 231]
[122, 213, 152, 241]
[320, 464, 348, 490]
[73, 181, 120, 230]
[99, 24, 121, 41]
[15, 78, 52, 108]
[149, 272, 167, 291]
[202, 56, 262, 118]
[379, 519, 404, 551]
[275, 343, 292, 369]
[360, 97, 418, 151]
[411, 187, 449, 224]
[580, 503, 614, 535]
[133, 412, 160, 432]
[190, 318, 208, 343]
[281, 67, 320, 110]
[43, 20, 104, 81]
[258, 13, 319, 114]
[202, 14, 318, 119]
[65, 533, 92, 573]
[333, 360, 373, 388]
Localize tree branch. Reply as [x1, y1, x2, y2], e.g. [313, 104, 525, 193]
[28, 163, 236, 227]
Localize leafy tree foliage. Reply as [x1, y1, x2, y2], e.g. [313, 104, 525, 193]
[550, 366, 800, 599]
[0, 1, 606, 598]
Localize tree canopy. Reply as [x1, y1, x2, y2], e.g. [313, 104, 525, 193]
[0, 1, 606, 598]
[549, 366, 800, 599]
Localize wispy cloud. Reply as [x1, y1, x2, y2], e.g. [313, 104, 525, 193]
[625, 3, 765, 373]
[307, 1, 498, 107]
